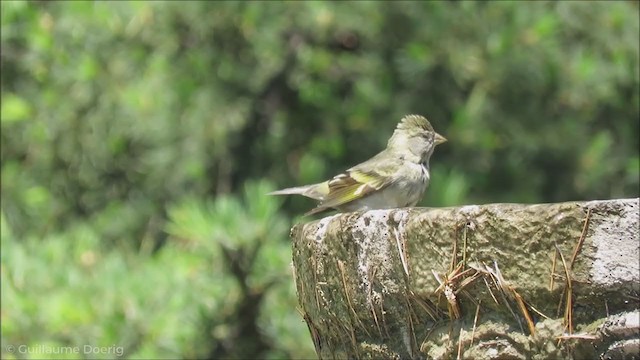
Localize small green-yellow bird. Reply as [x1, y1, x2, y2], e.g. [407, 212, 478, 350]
[269, 114, 447, 215]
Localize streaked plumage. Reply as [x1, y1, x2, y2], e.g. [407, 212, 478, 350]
[269, 114, 447, 215]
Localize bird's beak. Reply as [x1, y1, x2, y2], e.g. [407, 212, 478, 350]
[434, 132, 447, 145]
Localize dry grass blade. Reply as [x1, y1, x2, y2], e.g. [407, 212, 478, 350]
[420, 320, 449, 353]
[468, 263, 500, 305]
[458, 289, 480, 310]
[367, 267, 383, 338]
[570, 208, 592, 269]
[456, 328, 464, 360]
[394, 228, 411, 281]
[449, 266, 474, 284]
[471, 300, 481, 346]
[368, 296, 382, 338]
[379, 296, 391, 339]
[404, 297, 419, 357]
[528, 303, 552, 320]
[405, 292, 421, 326]
[409, 291, 443, 322]
[554, 244, 573, 335]
[432, 269, 444, 288]
[343, 319, 359, 358]
[493, 263, 525, 333]
[432, 264, 475, 320]
[557, 333, 599, 340]
[484, 263, 502, 292]
[482, 276, 500, 305]
[302, 311, 323, 354]
[512, 289, 536, 335]
[462, 222, 469, 266]
[312, 256, 321, 309]
[456, 271, 481, 292]
[491, 261, 509, 293]
[472, 261, 539, 335]
[293, 262, 305, 301]
[451, 223, 459, 272]
[433, 264, 470, 293]
[484, 262, 529, 334]
[549, 248, 558, 291]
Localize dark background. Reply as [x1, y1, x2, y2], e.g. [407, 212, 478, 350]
[2, 1, 638, 359]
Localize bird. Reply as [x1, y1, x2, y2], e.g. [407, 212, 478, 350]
[269, 114, 447, 215]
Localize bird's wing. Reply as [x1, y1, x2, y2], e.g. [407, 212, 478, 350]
[305, 152, 399, 215]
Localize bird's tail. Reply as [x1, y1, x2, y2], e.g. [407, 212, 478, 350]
[268, 185, 312, 196]
[268, 183, 327, 201]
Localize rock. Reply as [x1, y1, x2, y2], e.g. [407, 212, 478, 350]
[291, 198, 639, 359]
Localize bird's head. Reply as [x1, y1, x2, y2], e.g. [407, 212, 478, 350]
[387, 115, 447, 162]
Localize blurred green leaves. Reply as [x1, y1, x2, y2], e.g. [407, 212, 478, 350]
[164, 180, 312, 358]
[2, 214, 222, 358]
[2, 181, 313, 359]
[1, 94, 31, 124]
[1, 1, 638, 359]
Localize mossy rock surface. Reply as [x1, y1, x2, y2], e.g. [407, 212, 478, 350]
[292, 198, 639, 359]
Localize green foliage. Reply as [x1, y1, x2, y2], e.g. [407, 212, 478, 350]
[2, 213, 225, 359]
[2, 181, 314, 359]
[1, 1, 638, 358]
